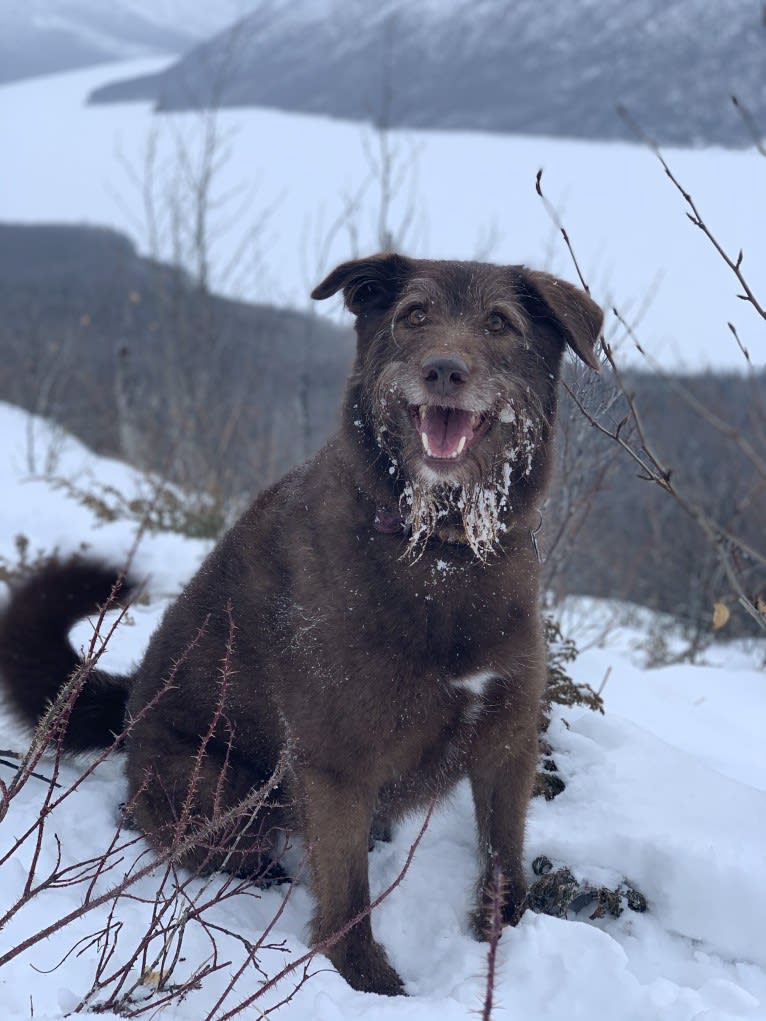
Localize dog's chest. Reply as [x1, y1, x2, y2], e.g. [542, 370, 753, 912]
[447, 668, 497, 698]
[280, 538, 514, 668]
[267, 548, 529, 787]
[375, 664, 505, 787]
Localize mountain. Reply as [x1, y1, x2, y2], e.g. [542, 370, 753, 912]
[0, 0, 261, 84]
[0, 222, 354, 503]
[88, 0, 766, 147]
[2, 221, 763, 635]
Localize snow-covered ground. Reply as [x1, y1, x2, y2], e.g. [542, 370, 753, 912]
[1, 59, 765, 371]
[0, 401, 764, 1021]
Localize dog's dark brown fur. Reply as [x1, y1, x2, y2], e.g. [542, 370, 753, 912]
[0, 254, 602, 995]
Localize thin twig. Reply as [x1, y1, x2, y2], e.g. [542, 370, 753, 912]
[616, 105, 766, 321]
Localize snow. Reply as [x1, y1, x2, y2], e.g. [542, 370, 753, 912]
[0, 1, 263, 46]
[1, 60, 765, 372]
[0, 400, 764, 1020]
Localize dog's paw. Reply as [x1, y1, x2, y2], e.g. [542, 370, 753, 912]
[368, 816, 393, 850]
[331, 939, 405, 996]
[471, 874, 528, 941]
[253, 859, 292, 888]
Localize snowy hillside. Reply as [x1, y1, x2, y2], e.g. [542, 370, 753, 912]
[5, 1, 763, 149]
[0, 403, 764, 1021]
[1, 60, 764, 372]
[0, 1, 260, 83]
[89, 0, 766, 149]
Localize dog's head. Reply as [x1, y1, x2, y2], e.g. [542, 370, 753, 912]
[313, 254, 602, 557]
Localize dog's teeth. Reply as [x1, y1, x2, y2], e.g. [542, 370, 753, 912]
[470, 413, 481, 429]
[457, 435, 467, 454]
[421, 432, 431, 455]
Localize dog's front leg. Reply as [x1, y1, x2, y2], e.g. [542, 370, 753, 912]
[469, 712, 538, 938]
[299, 768, 405, 996]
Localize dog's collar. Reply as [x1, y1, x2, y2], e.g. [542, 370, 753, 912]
[373, 505, 470, 546]
[373, 505, 405, 534]
[432, 524, 472, 545]
[373, 504, 544, 556]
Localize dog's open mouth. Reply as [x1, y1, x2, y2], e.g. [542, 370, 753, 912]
[410, 405, 490, 460]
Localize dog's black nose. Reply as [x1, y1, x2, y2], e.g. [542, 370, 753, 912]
[420, 355, 470, 395]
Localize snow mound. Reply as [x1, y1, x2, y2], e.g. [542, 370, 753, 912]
[0, 402, 763, 1020]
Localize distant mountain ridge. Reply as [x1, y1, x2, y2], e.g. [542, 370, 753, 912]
[1, 222, 762, 633]
[87, 0, 766, 147]
[0, 222, 354, 501]
[0, 0, 260, 84]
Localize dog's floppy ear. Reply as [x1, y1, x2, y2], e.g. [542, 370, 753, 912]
[518, 269, 603, 371]
[311, 253, 414, 315]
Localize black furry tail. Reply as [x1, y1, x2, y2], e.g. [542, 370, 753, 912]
[0, 558, 135, 751]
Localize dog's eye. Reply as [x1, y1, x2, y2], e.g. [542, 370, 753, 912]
[406, 307, 427, 326]
[485, 313, 508, 334]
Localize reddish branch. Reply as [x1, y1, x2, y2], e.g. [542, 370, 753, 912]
[480, 856, 505, 1021]
[616, 105, 766, 323]
[535, 166, 766, 632]
[207, 796, 438, 1021]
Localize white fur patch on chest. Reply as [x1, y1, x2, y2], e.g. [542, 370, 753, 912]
[449, 669, 496, 698]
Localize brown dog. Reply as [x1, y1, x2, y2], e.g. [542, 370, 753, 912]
[0, 254, 602, 995]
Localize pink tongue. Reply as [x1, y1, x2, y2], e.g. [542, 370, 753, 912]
[422, 407, 474, 457]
